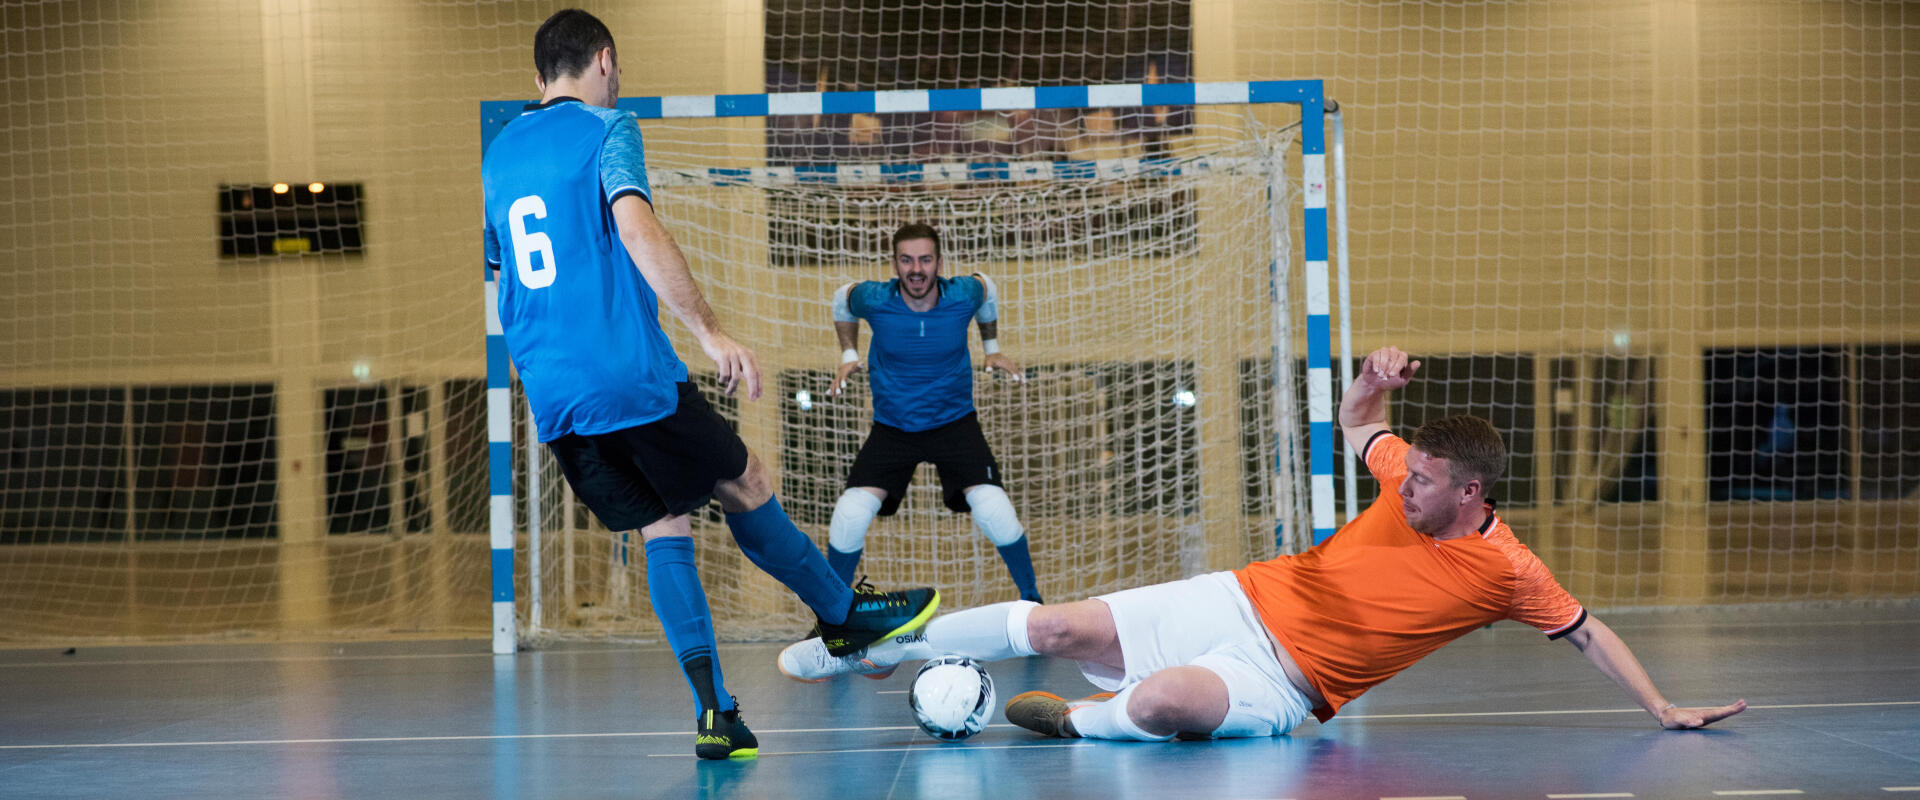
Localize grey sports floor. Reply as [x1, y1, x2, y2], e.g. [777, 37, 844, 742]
[3, 604, 1916, 799]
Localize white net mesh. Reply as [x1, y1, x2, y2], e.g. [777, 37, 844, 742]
[0, 1, 509, 641]
[524, 114, 1307, 641]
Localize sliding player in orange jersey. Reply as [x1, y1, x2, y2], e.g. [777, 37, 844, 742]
[778, 344, 1746, 740]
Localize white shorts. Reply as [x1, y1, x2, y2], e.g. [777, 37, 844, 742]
[1078, 571, 1314, 738]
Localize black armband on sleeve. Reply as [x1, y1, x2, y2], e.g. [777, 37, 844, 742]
[1361, 430, 1392, 463]
[608, 187, 651, 207]
[1546, 609, 1589, 641]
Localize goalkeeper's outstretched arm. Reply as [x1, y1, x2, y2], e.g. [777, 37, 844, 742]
[973, 274, 1023, 380]
[829, 282, 862, 395]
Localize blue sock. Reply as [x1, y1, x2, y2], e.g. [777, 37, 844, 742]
[642, 536, 732, 715]
[725, 495, 854, 625]
[996, 535, 1041, 602]
[826, 546, 862, 586]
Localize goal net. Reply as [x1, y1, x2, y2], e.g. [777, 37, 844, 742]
[510, 99, 1312, 642]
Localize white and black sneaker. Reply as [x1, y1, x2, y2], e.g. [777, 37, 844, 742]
[777, 630, 932, 683]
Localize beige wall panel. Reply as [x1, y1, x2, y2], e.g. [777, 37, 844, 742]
[1695, 0, 1920, 342]
[4, 1, 275, 373]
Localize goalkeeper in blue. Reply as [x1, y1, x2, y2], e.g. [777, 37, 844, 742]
[481, 9, 937, 761]
[823, 223, 1042, 604]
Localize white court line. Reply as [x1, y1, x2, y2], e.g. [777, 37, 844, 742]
[0, 652, 501, 669]
[0, 725, 916, 751]
[0, 645, 669, 669]
[888, 697, 1920, 715]
[5, 609, 1913, 664]
[1712, 791, 1804, 796]
[1548, 794, 1635, 798]
[0, 732, 679, 750]
[1339, 700, 1918, 721]
[1380, 795, 1466, 800]
[0, 723, 1039, 751]
[647, 741, 1093, 758]
[1584, 616, 1920, 632]
[1882, 789, 1920, 793]
[2, 699, 1910, 752]
[0, 729, 675, 748]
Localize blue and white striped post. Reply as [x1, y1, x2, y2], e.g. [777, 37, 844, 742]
[480, 106, 519, 655]
[484, 268, 515, 654]
[1298, 103, 1336, 546]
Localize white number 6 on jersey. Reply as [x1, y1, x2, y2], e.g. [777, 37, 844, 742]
[508, 194, 556, 289]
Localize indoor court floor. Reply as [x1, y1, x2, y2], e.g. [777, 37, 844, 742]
[2, 603, 1916, 799]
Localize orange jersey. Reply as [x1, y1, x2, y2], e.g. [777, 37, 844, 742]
[1235, 432, 1585, 722]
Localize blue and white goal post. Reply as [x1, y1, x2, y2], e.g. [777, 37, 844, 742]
[479, 80, 1354, 652]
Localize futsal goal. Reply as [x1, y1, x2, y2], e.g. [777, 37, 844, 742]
[478, 81, 1350, 650]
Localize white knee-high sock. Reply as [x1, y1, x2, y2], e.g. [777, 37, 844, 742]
[1064, 683, 1174, 742]
[861, 629, 935, 664]
[922, 600, 1039, 661]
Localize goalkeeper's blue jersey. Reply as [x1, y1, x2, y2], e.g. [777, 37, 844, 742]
[847, 276, 985, 432]
[482, 97, 687, 443]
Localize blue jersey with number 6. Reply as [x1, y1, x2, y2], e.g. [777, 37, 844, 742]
[482, 97, 687, 442]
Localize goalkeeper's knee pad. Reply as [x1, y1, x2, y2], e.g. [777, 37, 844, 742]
[828, 488, 882, 553]
[965, 485, 1024, 547]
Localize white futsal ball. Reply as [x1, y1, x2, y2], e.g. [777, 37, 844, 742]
[909, 655, 995, 742]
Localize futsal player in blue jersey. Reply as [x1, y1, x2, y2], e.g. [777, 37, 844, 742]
[822, 223, 1043, 605]
[481, 9, 937, 760]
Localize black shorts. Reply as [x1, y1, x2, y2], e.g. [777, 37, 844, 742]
[845, 412, 1003, 517]
[545, 382, 749, 532]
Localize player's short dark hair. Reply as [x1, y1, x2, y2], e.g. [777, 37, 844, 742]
[1409, 415, 1506, 495]
[892, 223, 941, 258]
[534, 9, 616, 85]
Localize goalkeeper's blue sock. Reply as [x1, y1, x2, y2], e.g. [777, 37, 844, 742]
[995, 535, 1041, 603]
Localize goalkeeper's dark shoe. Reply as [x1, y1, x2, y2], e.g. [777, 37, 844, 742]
[816, 580, 939, 657]
[694, 702, 758, 760]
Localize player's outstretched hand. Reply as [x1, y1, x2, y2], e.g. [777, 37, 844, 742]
[982, 353, 1024, 382]
[1658, 699, 1747, 730]
[828, 359, 863, 395]
[1361, 346, 1421, 390]
[701, 332, 762, 400]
